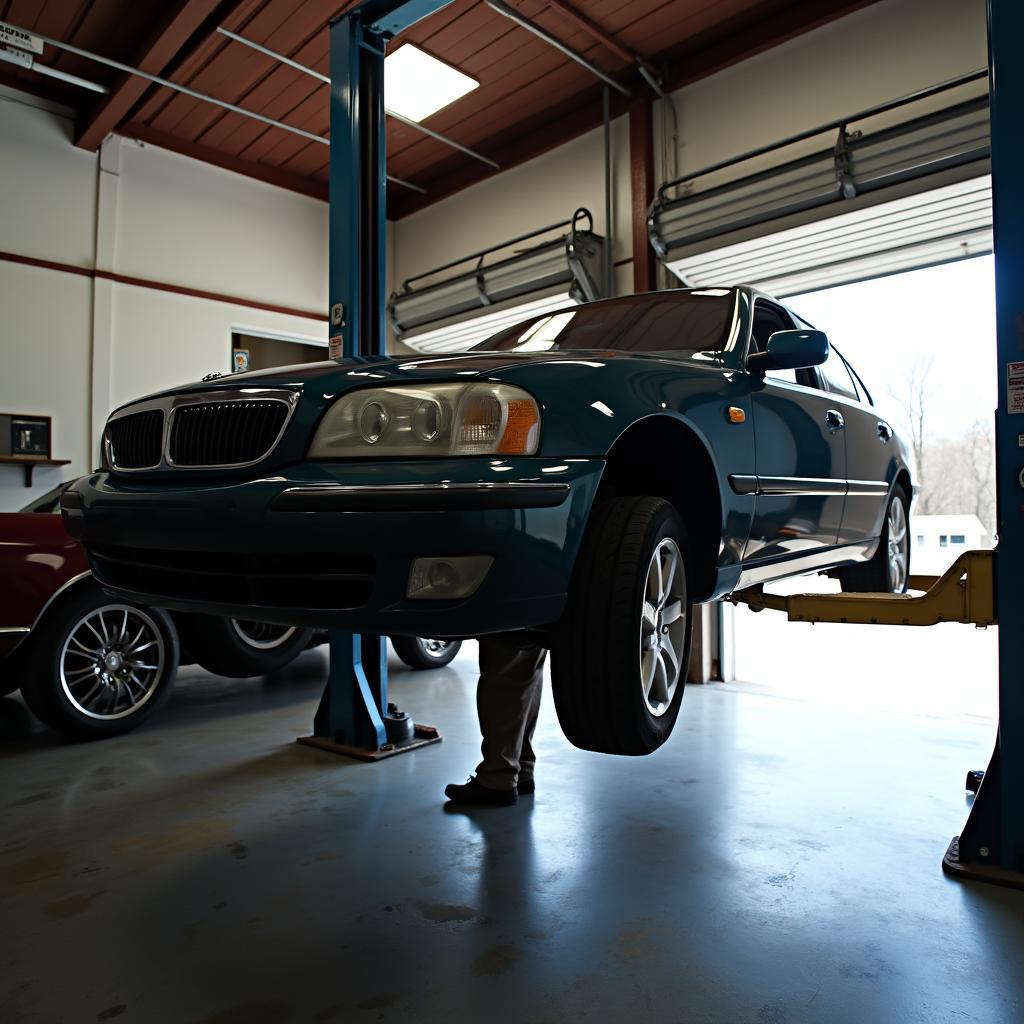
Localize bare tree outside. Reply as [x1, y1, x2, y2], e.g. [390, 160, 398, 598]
[890, 355, 937, 513]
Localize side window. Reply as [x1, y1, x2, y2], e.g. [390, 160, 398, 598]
[817, 347, 859, 400]
[751, 301, 798, 385]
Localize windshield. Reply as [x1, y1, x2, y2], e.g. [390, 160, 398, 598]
[472, 289, 736, 356]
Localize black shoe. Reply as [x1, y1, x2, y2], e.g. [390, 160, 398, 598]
[517, 779, 535, 795]
[444, 777, 518, 806]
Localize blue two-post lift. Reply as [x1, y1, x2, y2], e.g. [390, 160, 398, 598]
[306, 0, 1024, 891]
[296, 0, 454, 762]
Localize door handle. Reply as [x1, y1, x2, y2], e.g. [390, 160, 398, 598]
[825, 409, 845, 432]
[877, 421, 892, 443]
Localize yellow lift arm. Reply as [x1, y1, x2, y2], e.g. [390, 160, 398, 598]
[729, 549, 996, 627]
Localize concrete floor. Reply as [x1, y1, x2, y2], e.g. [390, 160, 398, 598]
[2, 644, 1023, 1024]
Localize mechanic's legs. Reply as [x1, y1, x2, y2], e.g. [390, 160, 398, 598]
[474, 633, 547, 792]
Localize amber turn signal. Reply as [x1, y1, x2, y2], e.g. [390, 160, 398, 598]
[727, 406, 746, 424]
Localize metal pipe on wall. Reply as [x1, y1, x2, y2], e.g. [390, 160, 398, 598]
[603, 84, 613, 298]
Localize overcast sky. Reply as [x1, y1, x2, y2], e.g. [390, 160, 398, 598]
[787, 255, 997, 441]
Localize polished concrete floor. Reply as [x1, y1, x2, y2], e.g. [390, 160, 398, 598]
[2, 644, 1022, 1024]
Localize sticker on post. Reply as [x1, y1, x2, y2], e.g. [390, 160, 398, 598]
[329, 334, 344, 360]
[0, 22, 44, 54]
[1009, 362, 1024, 415]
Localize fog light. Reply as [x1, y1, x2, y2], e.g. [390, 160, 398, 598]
[407, 555, 494, 600]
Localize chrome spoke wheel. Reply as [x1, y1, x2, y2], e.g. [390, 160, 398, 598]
[638, 538, 687, 717]
[60, 605, 166, 720]
[231, 620, 298, 650]
[886, 497, 909, 592]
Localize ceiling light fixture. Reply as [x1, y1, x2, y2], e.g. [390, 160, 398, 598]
[384, 44, 479, 122]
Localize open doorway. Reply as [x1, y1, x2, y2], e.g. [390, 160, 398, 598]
[231, 329, 327, 373]
[730, 255, 998, 722]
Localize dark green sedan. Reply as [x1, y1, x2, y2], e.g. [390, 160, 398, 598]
[63, 287, 912, 754]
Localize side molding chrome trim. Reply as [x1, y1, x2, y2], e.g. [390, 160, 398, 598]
[728, 476, 889, 497]
[0, 627, 31, 634]
[271, 482, 571, 513]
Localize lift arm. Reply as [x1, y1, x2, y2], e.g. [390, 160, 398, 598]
[729, 549, 996, 627]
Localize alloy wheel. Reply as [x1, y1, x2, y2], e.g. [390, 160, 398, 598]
[886, 497, 909, 592]
[638, 537, 688, 717]
[59, 605, 166, 720]
[420, 638, 455, 659]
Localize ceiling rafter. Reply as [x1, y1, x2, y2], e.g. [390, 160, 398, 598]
[74, 0, 230, 151]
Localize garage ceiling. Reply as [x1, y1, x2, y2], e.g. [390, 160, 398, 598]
[0, 0, 878, 218]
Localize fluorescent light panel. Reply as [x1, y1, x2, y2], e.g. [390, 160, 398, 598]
[384, 44, 479, 122]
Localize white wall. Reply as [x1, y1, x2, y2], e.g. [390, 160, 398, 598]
[0, 86, 328, 511]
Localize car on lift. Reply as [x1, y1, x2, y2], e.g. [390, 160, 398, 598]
[63, 287, 912, 756]
[3, 485, 460, 740]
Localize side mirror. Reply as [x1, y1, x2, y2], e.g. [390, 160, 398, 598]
[747, 329, 830, 374]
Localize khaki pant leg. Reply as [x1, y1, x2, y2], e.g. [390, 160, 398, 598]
[474, 634, 547, 791]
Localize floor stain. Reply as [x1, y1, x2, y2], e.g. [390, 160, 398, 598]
[225, 841, 249, 861]
[356, 993, 398, 1011]
[193, 1002, 289, 1024]
[97, 1004, 128, 1020]
[7, 791, 57, 807]
[471, 943, 523, 976]
[7, 850, 70, 885]
[44, 890, 106, 920]
[417, 901, 476, 924]
[417, 874, 440, 888]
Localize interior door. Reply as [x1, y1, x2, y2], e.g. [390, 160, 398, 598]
[743, 301, 847, 561]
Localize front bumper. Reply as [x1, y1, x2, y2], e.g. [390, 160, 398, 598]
[62, 458, 604, 637]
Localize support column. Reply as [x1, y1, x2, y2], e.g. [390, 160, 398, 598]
[90, 135, 121, 464]
[629, 96, 657, 294]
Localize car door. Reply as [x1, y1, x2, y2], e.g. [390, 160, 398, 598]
[811, 345, 892, 545]
[743, 300, 847, 561]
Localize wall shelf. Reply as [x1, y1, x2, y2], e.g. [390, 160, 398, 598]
[0, 456, 72, 488]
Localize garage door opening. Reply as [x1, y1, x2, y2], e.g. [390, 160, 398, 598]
[231, 329, 327, 373]
[729, 255, 998, 723]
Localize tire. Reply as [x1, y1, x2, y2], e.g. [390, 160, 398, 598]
[185, 616, 315, 678]
[551, 496, 693, 755]
[20, 583, 179, 740]
[392, 636, 463, 670]
[838, 485, 911, 594]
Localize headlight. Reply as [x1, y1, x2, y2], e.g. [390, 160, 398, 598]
[309, 383, 541, 457]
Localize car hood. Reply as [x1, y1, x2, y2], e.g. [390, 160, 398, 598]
[136, 349, 725, 404]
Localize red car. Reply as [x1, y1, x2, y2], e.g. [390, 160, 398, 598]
[1, 485, 461, 740]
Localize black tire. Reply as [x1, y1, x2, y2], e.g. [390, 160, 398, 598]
[838, 485, 911, 594]
[20, 582, 179, 740]
[185, 616, 315, 678]
[391, 636, 463, 670]
[551, 496, 693, 755]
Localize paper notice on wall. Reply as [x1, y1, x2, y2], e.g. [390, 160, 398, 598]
[1008, 362, 1024, 415]
[0, 22, 44, 54]
[329, 334, 344, 360]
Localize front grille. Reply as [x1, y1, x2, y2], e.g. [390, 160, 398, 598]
[168, 400, 290, 467]
[91, 545, 375, 610]
[106, 410, 164, 469]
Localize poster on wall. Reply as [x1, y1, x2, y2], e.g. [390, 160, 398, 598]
[232, 349, 250, 373]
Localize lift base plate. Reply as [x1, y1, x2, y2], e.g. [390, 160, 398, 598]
[297, 724, 442, 762]
[942, 836, 1024, 891]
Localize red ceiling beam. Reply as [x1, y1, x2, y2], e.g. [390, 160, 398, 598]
[74, 0, 227, 151]
[541, 0, 639, 65]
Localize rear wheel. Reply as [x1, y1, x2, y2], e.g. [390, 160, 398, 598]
[20, 584, 178, 740]
[185, 616, 314, 678]
[391, 636, 462, 670]
[551, 496, 692, 755]
[839, 486, 910, 594]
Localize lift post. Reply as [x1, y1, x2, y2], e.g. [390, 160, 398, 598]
[941, 0, 1024, 889]
[298, 0, 453, 760]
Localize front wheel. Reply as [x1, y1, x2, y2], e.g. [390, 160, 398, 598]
[391, 636, 463, 670]
[839, 485, 911, 594]
[20, 584, 179, 740]
[552, 496, 693, 755]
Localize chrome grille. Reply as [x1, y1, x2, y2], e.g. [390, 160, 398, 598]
[105, 410, 163, 469]
[169, 400, 290, 467]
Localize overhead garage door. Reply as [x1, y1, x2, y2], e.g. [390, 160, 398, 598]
[650, 70, 990, 296]
[390, 210, 605, 354]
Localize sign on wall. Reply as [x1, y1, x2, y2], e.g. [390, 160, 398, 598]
[0, 22, 44, 55]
